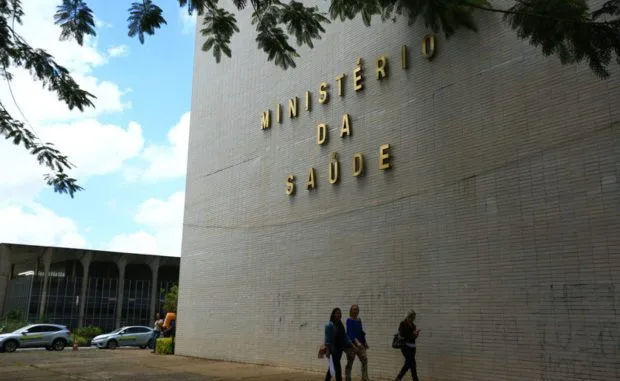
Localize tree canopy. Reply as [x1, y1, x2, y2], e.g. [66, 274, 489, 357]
[1, 0, 619, 197]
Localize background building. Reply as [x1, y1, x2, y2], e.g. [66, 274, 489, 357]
[0, 243, 179, 331]
[177, 1, 619, 380]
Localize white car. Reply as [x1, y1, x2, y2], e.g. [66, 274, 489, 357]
[91, 326, 153, 349]
[0, 324, 72, 352]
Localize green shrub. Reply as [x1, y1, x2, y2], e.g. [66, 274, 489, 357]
[6, 310, 23, 321]
[155, 337, 174, 355]
[73, 335, 89, 347]
[74, 325, 103, 340]
[1, 319, 28, 333]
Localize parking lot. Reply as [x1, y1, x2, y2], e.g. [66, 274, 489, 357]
[0, 348, 321, 380]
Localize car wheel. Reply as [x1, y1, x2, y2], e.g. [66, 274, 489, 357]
[52, 339, 66, 351]
[2, 340, 18, 353]
[107, 340, 118, 350]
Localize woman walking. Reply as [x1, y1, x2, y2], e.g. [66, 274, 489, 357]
[324, 307, 354, 381]
[345, 304, 369, 381]
[395, 310, 421, 381]
[150, 312, 164, 353]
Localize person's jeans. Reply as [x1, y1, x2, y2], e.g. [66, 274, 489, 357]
[150, 331, 161, 352]
[345, 346, 369, 381]
[325, 347, 343, 381]
[396, 346, 419, 381]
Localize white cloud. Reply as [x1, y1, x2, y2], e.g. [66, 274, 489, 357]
[0, 0, 141, 199]
[0, 202, 87, 248]
[0, 0, 130, 126]
[107, 192, 185, 256]
[140, 112, 190, 181]
[0, 119, 145, 200]
[94, 17, 113, 29]
[179, 8, 197, 35]
[108, 231, 159, 255]
[107, 45, 130, 58]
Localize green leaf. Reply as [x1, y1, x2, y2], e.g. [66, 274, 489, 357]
[279, 1, 329, 48]
[54, 0, 97, 46]
[200, 5, 239, 62]
[127, 0, 167, 44]
[504, 0, 620, 78]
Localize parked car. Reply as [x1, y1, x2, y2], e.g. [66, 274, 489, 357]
[0, 324, 72, 353]
[91, 326, 153, 349]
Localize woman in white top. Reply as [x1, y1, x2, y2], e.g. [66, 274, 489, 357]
[151, 313, 164, 353]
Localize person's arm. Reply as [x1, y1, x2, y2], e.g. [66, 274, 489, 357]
[324, 323, 333, 352]
[398, 321, 405, 336]
[359, 319, 368, 348]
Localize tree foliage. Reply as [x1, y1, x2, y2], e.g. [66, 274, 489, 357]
[162, 284, 179, 313]
[1, 0, 619, 196]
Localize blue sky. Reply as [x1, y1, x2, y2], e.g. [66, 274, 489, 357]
[0, 0, 197, 256]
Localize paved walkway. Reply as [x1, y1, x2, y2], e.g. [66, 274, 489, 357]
[0, 348, 323, 380]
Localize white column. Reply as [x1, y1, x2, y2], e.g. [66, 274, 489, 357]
[78, 252, 93, 327]
[115, 257, 127, 328]
[0, 245, 12, 316]
[149, 257, 160, 322]
[38, 249, 53, 321]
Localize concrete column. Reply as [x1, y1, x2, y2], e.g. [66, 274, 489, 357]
[77, 252, 93, 327]
[0, 245, 12, 316]
[38, 249, 53, 321]
[115, 257, 127, 328]
[149, 258, 160, 321]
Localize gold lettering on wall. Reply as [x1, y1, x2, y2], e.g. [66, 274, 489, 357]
[422, 35, 436, 60]
[254, 40, 443, 197]
[340, 114, 351, 138]
[261, 110, 271, 130]
[353, 58, 364, 91]
[307, 168, 317, 190]
[319, 82, 330, 104]
[286, 175, 296, 195]
[329, 153, 340, 184]
[317, 123, 328, 145]
[376, 56, 388, 80]
[288, 97, 298, 118]
[335, 74, 345, 97]
[305, 91, 311, 111]
[353, 153, 365, 177]
[379, 144, 392, 170]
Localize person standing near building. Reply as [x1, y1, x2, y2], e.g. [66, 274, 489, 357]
[151, 312, 164, 352]
[345, 304, 369, 381]
[395, 310, 421, 381]
[324, 307, 354, 381]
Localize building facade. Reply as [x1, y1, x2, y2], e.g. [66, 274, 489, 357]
[0, 243, 179, 331]
[177, 1, 619, 380]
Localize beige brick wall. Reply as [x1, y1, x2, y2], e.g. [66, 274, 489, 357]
[177, 1, 620, 380]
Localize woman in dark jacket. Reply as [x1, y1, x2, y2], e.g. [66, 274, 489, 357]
[324, 307, 353, 381]
[395, 310, 421, 381]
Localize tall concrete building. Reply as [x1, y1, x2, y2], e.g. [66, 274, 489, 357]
[177, 1, 619, 380]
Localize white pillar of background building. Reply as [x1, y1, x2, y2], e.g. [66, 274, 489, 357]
[78, 252, 93, 327]
[0, 245, 12, 317]
[115, 256, 127, 328]
[149, 257, 160, 322]
[38, 249, 53, 321]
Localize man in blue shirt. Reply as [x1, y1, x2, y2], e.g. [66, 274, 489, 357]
[345, 304, 369, 381]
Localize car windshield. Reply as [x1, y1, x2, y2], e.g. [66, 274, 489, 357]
[11, 326, 32, 334]
[108, 328, 123, 334]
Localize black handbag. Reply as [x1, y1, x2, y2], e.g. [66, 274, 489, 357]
[391, 333, 404, 349]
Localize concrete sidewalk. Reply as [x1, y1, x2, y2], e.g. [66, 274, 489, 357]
[0, 348, 325, 380]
